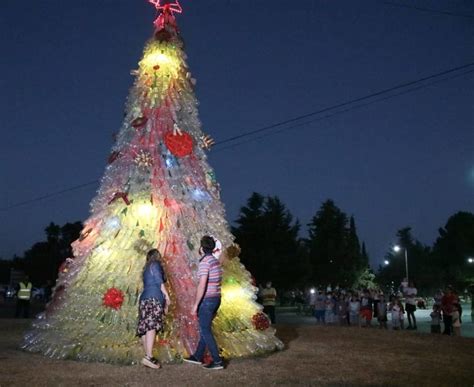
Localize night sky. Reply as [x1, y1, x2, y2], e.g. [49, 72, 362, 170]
[1, 1, 473, 268]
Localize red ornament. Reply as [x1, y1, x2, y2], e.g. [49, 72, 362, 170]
[79, 227, 93, 241]
[131, 116, 148, 129]
[252, 312, 270, 330]
[108, 192, 130, 206]
[164, 131, 193, 157]
[103, 288, 125, 310]
[108, 151, 121, 164]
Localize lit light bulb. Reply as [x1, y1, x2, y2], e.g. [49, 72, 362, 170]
[141, 49, 180, 75]
[136, 202, 155, 219]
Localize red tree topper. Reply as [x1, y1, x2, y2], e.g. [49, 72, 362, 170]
[149, 0, 182, 31]
[103, 288, 125, 310]
[149, 0, 182, 15]
[252, 312, 270, 330]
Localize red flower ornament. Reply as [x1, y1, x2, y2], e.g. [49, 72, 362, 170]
[252, 312, 270, 330]
[103, 288, 125, 310]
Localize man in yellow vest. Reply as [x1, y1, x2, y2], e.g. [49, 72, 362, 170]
[15, 276, 32, 318]
[260, 281, 277, 324]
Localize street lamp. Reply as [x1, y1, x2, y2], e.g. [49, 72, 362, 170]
[393, 245, 409, 282]
[468, 257, 474, 264]
[384, 260, 390, 265]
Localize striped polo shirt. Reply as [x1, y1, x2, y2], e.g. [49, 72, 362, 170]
[198, 254, 223, 298]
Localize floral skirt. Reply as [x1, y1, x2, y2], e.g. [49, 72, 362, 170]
[136, 298, 164, 337]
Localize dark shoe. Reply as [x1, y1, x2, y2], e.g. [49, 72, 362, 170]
[202, 362, 224, 370]
[183, 355, 202, 365]
[141, 356, 161, 369]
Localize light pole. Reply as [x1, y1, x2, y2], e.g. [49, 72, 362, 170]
[393, 245, 408, 282]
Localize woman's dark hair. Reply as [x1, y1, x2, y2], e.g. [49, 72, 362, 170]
[144, 249, 166, 281]
[200, 236, 216, 254]
[146, 248, 161, 264]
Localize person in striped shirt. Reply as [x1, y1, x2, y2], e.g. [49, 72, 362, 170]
[184, 235, 224, 370]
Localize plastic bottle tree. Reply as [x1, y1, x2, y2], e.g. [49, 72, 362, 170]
[22, 1, 283, 364]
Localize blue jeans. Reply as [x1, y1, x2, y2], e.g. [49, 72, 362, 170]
[193, 297, 222, 364]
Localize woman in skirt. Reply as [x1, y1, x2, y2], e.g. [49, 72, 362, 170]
[137, 249, 170, 369]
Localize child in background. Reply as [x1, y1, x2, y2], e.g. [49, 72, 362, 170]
[390, 298, 402, 330]
[430, 304, 442, 334]
[359, 291, 373, 327]
[377, 294, 388, 329]
[337, 294, 348, 325]
[325, 292, 335, 324]
[399, 302, 405, 329]
[349, 295, 360, 326]
[452, 304, 461, 336]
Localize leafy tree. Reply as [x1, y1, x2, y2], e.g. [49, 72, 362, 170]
[16, 221, 83, 285]
[233, 193, 308, 288]
[352, 267, 377, 290]
[432, 211, 474, 289]
[378, 227, 432, 293]
[307, 200, 366, 287]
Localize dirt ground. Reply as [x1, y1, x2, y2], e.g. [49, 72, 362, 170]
[1, 319, 473, 386]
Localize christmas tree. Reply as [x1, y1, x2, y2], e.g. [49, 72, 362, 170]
[22, 1, 283, 364]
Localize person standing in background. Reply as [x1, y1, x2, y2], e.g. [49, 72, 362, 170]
[403, 280, 418, 330]
[15, 275, 32, 318]
[260, 281, 277, 324]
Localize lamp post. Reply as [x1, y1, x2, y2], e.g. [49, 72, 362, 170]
[393, 245, 408, 282]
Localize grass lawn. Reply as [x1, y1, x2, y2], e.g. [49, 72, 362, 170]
[1, 319, 473, 386]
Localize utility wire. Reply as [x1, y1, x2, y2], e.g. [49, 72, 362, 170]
[1, 62, 473, 212]
[1, 180, 100, 211]
[384, 2, 474, 19]
[213, 68, 474, 153]
[214, 62, 474, 146]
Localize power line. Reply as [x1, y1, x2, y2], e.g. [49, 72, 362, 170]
[1, 62, 473, 212]
[214, 62, 474, 146]
[384, 2, 474, 19]
[1, 180, 100, 211]
[213, 68, 474, 153]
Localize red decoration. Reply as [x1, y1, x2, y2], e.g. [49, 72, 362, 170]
[164, 131, 193, 157]
[149, 0, 182, 15]
[108, 192, 130, 206]
[108, 151, 121, 164]
[252, 312, 270, 330]
[79, 227, 93, 241]
[131, 116, 148, 129]
[149, 0, 182, 31]
[103, 288, 125, 310]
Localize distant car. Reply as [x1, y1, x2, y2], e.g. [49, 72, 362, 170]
[32, 287, 45, 300]
[5, 287, 17, 299]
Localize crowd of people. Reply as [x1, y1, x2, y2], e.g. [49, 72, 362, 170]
[270, 280, 465, 336]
